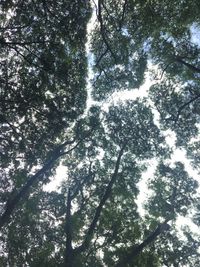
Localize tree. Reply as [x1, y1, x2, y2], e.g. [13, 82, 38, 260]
[1, 0, 200, 266]
[0, 0, 92, 227]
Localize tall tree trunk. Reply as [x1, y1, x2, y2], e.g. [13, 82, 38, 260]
[0, 139, 77, 230]
[74, 142, 127, 254]
[64, 189, 74, 267]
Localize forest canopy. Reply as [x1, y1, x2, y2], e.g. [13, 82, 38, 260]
[1, 0, 200, 266]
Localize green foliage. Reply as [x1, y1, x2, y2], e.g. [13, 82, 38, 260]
[1, 1, 200, 267]
[147, 162, 198, 220]
[0, 0, 91, 170]
[0, 190, 66, 266]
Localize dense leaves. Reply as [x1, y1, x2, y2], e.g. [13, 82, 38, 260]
[0, 0, 91, 227]
[1, 0, 200, 266]
[0, 0, 91, 169]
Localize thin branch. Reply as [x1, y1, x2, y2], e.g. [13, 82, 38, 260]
[41, 0, 59, 19]
[0, 24, 32, 30]
[0, 39, 49, 46]
[174, 94, 200, 124]
[157, 61, 174, 80]
[101, 1, 110, 18]
[97, 0, 118, 63]
[59, 130, 94, 158]
[92, 0, 98, 16]
[119, 0, 128, 30]
[8, 44, 44, 70]
[84, 233, 104, 265]
[95, 48, 109, 67]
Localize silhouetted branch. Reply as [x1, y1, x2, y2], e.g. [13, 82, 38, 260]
[119, 0, 128, 30]
[97, 0, 118, 63]
[174, 94, 200, 124]
[95, 48, 108, 67]
[74, 141, 127, 254]
[115, 220, 170, 267]
[0, 139, 77, 230]
[176, 57, 200, 73]
[64, 189, 74, 267]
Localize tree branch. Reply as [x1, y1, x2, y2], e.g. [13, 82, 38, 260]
[0, 123, 96, 229]
[115, 220, 170, 267]
[0, 38, 50, 46]
[74, 142, 127, 254]
[175, 57, 200, 73]
[0, 139, 77, 230]
[97, 0, 118, 63]
[157, 61, 174, 80]
[119, 0, 128, 30]
[95, 48, 109, 67]
[64, 189, 74, 267]
[174, 94, 200, 124]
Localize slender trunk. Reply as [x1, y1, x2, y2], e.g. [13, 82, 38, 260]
[0, 156, 58, 229]
[74, 142, 127, 254]
[64, 249, 74, 267]
[0, 140, 76, 230]
[64, 189, 74, 267]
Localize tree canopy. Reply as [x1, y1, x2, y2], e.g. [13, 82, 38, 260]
[1, 0, 200, 266]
